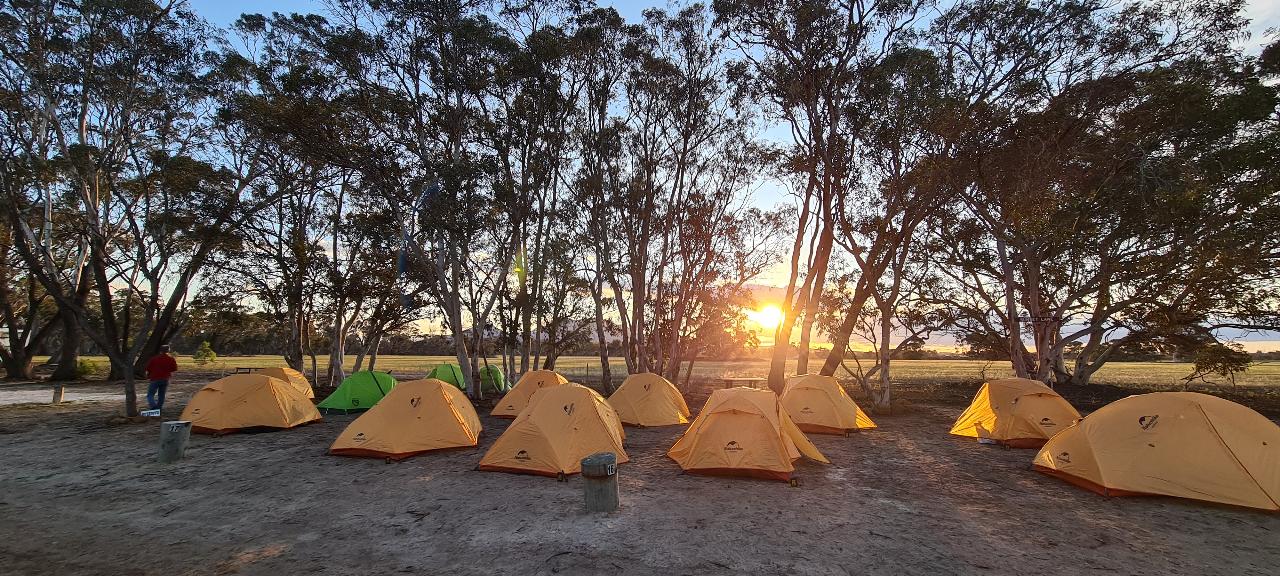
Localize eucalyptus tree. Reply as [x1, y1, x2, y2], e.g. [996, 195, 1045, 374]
[0, 0, 282, 414]
[713, 0, 932, 391]
[0, 219, 57, 379]
[930, 0, 1280, 385]
[0, 0, 94, 380]
[820, 250, 951, 407]
[570, 6, 633, 389]
[604, 4, 774, 380]
[812, 41, 956, 406]
[220, 11, 445, 385]
[216, 160, 332, 375]
[489, 1, 589, 376]
[217, 13, 349, 375]
[0, 32, 62, 380]
[325, 0, 518, 394]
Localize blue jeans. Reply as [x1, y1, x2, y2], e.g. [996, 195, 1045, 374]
[147, 379, 169, 410]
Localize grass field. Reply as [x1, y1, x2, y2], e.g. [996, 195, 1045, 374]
[52, 355, 1280, 388]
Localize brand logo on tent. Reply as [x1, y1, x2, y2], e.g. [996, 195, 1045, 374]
[192, 408, 201, 414]
[643, 382, 651, 391]
[410, 396, 421, 408]
[1138, 415, 1159, 430]
[563, 403, 575, 416]
[1039, 417, 1055, 427]
[1058, 452, 1071, 463]
[353, 432, 367, 443]
[800, 406, 813, 414]
[724, 441, 743, 452]
[351, 398, 360, 407]
[515, 450, 530, 460]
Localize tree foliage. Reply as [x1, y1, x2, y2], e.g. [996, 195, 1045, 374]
[0, 0, 1275, 412]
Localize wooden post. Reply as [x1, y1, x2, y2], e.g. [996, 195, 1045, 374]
[158, 420, 193, 464]
[581, 452, 619, 513]
[51, 384, 65, 404]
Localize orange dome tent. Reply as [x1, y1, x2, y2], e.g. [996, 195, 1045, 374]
[180, 374, 322, 435]
[781, 374, 876, 434]
[1034, 392, 1280, 511]
[607, 372, 691, 426]
[950, 378, 1080, 448]
[479, 383, 628, 477]
[257, 366, 314, 399]
[668, 387, 828, 482]
[490, 369, 568, 418]
[330, 378, 482, 460]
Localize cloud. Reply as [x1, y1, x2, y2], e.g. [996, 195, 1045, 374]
[1243, 0, 1280, 53]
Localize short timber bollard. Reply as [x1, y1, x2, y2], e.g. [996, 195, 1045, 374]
[158, 420, 193, 464]
[51, 384, 65, 404]
[581, 452, 619, 513]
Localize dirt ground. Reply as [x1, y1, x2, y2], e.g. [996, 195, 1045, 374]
[1, 377, 1278, 576]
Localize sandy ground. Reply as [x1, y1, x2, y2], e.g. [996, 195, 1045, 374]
[0, 390, 123, 405]
[1, 380, 1278, 576]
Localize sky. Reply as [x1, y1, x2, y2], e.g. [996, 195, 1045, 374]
[186, 0, 1280, 352]
[189, 0, 1280, 50]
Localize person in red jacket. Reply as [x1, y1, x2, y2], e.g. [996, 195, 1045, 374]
[145, 344, 179, 411]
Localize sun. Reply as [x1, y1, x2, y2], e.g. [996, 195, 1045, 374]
[749, 304, 784, 331]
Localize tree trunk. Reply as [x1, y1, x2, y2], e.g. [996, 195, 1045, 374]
[469, 343, 482, 399]
[50, 313, 83, 381]
[104, 352, 139, 416]
[664, 289, 692, 383]
[876, 300, 893, 413]
[819, 279, 878, 376]
[995, 236, 1029, 378]
[1022, 253, 1057, 382]
[592, 273, 614, 394]
[448, 298, 474, 395]
[367, 333, 381, 372]
[631, 267, 648, 373]
[328, 324, 346, 387]
[469, 299, 497, 398]
[519, 278, 532, 374]
[1, 351, 35, 381]
[768, 223, 816, 391]
[123, 363, 137, 416]
[351, 348, 366, 374]
[606, 274, 634, 374]
[796, 219, 834, 375]
[284, 303, 305, 370]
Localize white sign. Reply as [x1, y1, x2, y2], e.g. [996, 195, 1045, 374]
[140, 409, 161, 417]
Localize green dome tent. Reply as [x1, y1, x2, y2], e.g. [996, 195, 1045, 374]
[479, 365, 506, 393]
[429, 363, 466, 389]
[317, 371, 397, 413]
[429, 363, 507, 394]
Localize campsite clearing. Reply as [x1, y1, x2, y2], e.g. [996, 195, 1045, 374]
[1, 377, 1276, 575]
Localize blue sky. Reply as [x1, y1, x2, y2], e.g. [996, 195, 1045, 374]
[190, 0, 1280, 52]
